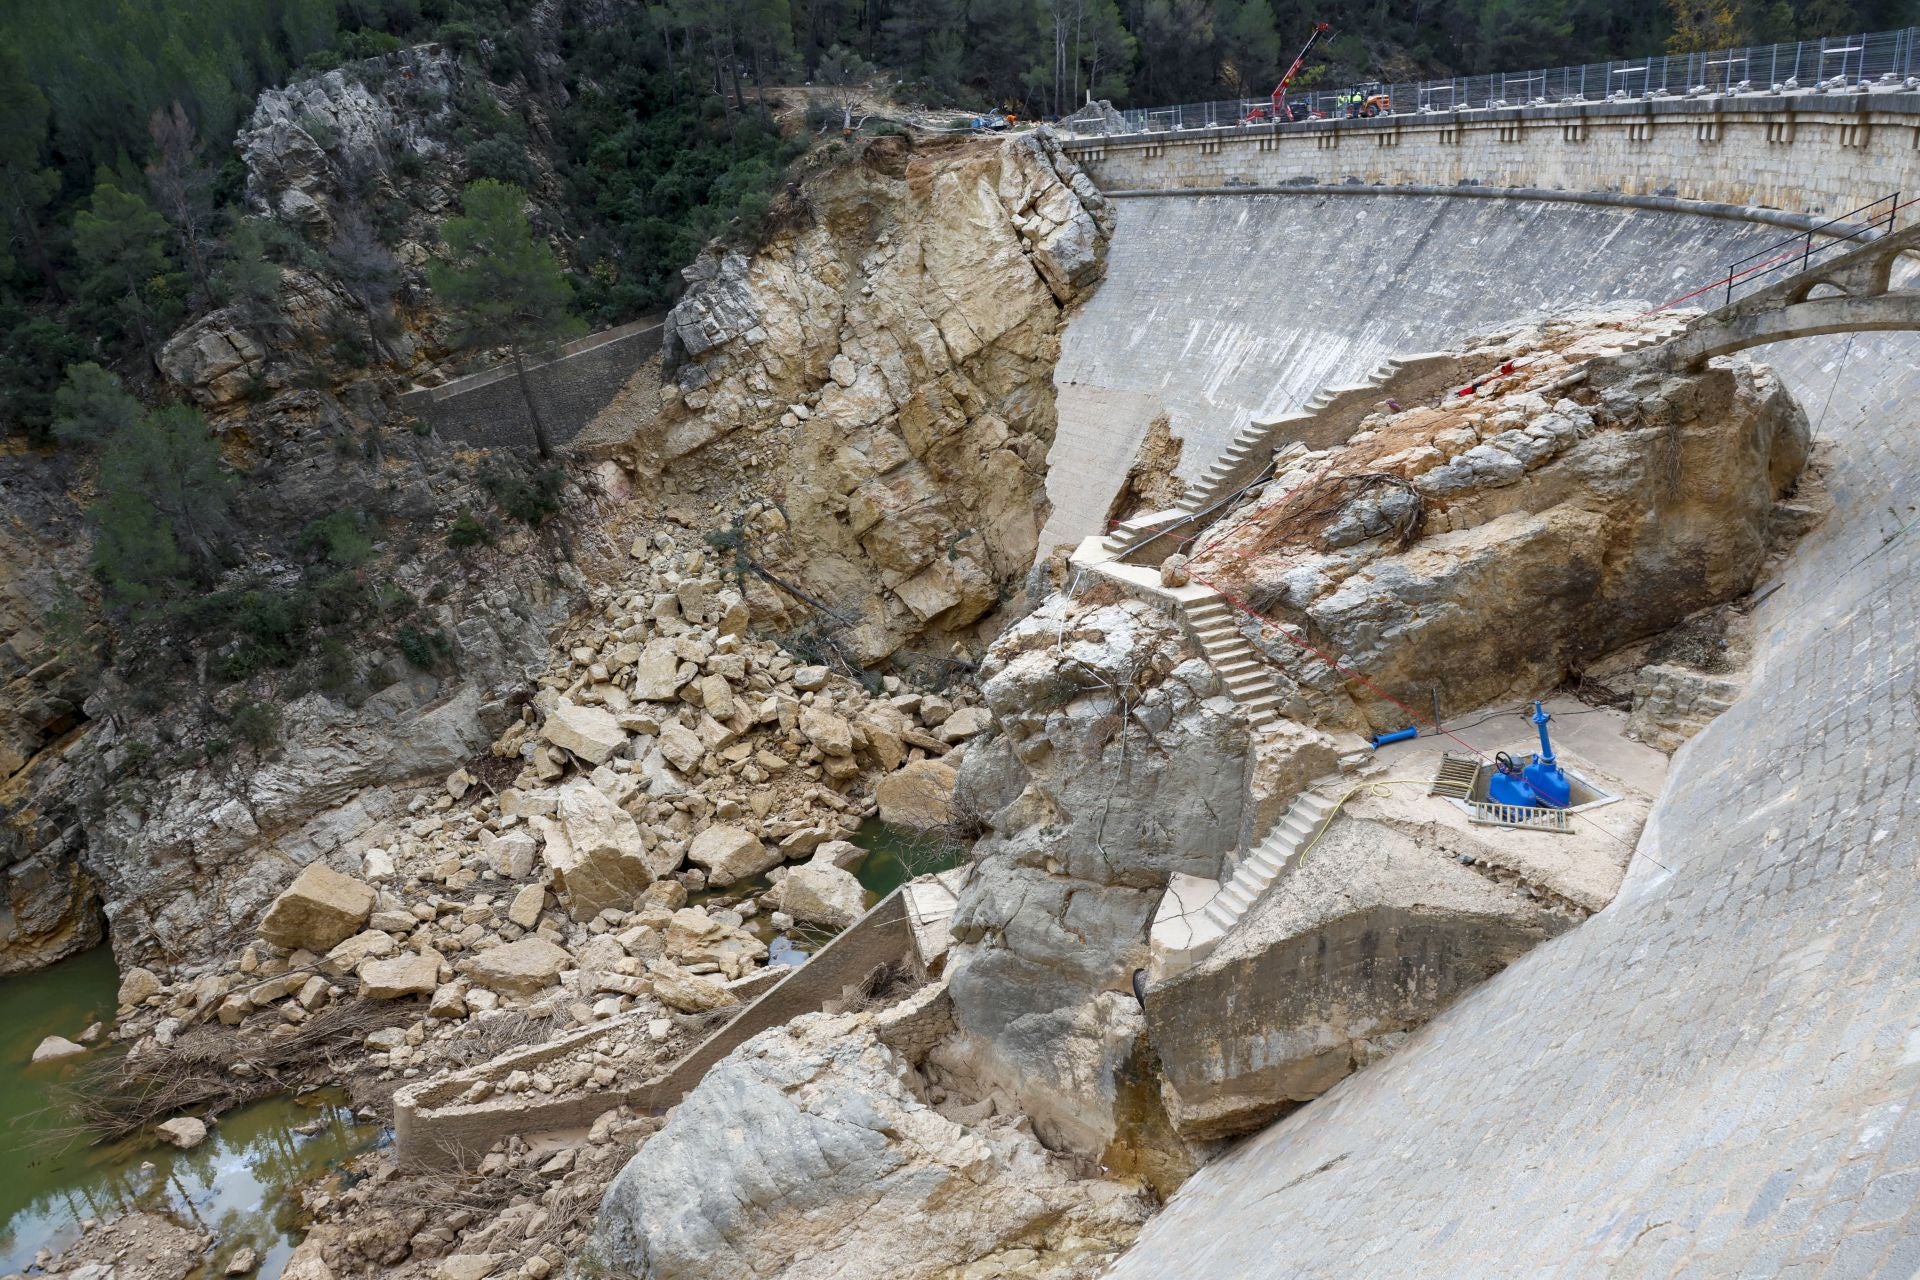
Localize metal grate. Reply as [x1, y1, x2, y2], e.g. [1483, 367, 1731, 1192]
[1470, 801, 1573, 833]
[1429, 754, 1480, 800]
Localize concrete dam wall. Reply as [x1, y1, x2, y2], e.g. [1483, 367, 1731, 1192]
[1043, 192, 1806, 550]
[1060, 106, 1920, 1278]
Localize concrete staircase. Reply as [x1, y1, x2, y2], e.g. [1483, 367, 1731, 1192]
[1148, 788, 1341, 979]
[1102, 350, 1466, 565]
[1180, 596, 1283, 728]
[1206, 789, 1338, 931]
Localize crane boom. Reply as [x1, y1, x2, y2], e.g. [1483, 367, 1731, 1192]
[1272, 22, 1332, 115]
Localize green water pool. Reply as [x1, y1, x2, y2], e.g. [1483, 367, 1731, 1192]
[0, 949, 383, 1277]
[849, 817, 967, 899]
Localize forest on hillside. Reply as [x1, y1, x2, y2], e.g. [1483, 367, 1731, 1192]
[3, 0, 1916, 441]
[0, 0, 1912, 746]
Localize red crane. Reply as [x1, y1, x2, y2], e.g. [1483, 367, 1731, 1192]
[1244, 22, 1332, 124]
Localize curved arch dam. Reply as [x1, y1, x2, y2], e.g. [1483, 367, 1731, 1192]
[1047, 103, 1920, 1276]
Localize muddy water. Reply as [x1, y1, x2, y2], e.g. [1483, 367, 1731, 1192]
[0, 949, 383, 1277]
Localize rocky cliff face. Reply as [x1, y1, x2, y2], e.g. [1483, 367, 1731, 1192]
[915, 312, 1811, 1177]
[588, 131, 1112, 667]
[927, 595, 1255, 1174]
[594, 1003, 1149, 1280]
[1192, 318, 1810, 735]
[0, 453, 98, 974]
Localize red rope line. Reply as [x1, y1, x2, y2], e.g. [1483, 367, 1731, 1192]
[1184, 566, 1493, 761]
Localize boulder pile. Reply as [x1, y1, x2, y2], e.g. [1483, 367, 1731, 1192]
[107, 529, 989, 1101]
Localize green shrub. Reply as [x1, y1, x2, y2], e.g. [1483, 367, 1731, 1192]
[230, 699, 282, 751]
[300, 511, 376, 567]
[482, 466, 564, 526]
[315, 636, 356, 696]
[398, 625, 452, 671]
[448, 508, 492, 548]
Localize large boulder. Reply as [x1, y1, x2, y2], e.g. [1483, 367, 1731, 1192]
[592, 1010, 1147, 1280]
[1145, 816, 1569, 1141]
[939, 597, 1250, 1171]
[359, 949, 443, 1000]
[874, 759, 958, 830]
[462, 937, 570, 997]
[687, 824, 778, 888]
[32, 1035, 86, 1063]
[663, 908, 767, 979]
[775, 863, 866, 931]
[540, 700, 627, 766]
[156, 1116, 208, 1150]
[541, 779, 657, 919]
[258, 864, 376, 952]
[648, 961, 740, 1014]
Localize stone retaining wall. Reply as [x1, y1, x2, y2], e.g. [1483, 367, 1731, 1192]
[396, 317, 662, 450]
[392, 886, 914, 1170]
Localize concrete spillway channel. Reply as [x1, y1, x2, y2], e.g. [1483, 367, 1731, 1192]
[1049, 130, 1920, 1275]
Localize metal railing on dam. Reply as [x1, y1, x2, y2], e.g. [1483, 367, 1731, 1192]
[1064, 26, 1920, 140]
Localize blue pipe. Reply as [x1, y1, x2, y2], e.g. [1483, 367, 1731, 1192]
[1531, 699, 1557, 764]
[1369, 726, 1418, 748]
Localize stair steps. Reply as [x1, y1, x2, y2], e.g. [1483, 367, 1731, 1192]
[1175, 595, 1283, 728]
[1201, 790, 1338, 934]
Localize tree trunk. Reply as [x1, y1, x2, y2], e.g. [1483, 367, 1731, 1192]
[512, 344, 554, 459]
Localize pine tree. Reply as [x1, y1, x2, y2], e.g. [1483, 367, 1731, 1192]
[427, 180, 582, 458]
[145, 101, 216, 304]
[52, 361, 144, 446]
[72, 179, 182, 363]
[0, 47, 62, 298]
[90, 403, 234, 604]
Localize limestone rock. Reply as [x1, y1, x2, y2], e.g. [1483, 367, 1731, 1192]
[942, 597, 1249, 1167]
[657, 721, 705, 774]
[812, 840, 867, 871]
[648, 961, 740, 1014]
[1146, 818, 1568, 1141]
[776, 862, 866, 931]
[592, 1010, 1147, 1280]
[631, 134, 1110, 670]
[799, 705, 854, 757]
[156, 1116, 208, 1149]
[875, 760, 958, 830]
[688, 824, 779, 888]
[507, 883, 546, 929]
[540, 700, 627, 766]
[360, 949, 443, 1000]
[117, 966, 163, 1007]
[259, 864, 376, 952]
[323, 929, 397, 977]
[465, 937, 571, 996]
[32, 1035, 86, 1063]
[631, 639, 691, 702]
[543, 779, 655, 919]
[664, 908, 768, 978]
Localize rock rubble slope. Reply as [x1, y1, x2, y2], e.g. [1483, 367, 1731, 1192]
[586, 131, 1113, 666]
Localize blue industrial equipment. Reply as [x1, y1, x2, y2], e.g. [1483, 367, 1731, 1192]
[1520, 700, 1571, 809]
[1486, 752, 1537, 807]
[1369, 726, 1418, 748]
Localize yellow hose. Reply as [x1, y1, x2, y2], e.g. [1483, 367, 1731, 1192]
[1292, 778, 1434, 869]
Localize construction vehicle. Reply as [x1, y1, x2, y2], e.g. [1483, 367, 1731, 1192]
[1340, 84, 1394, 118]
[1242, 22, 1331, 124]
